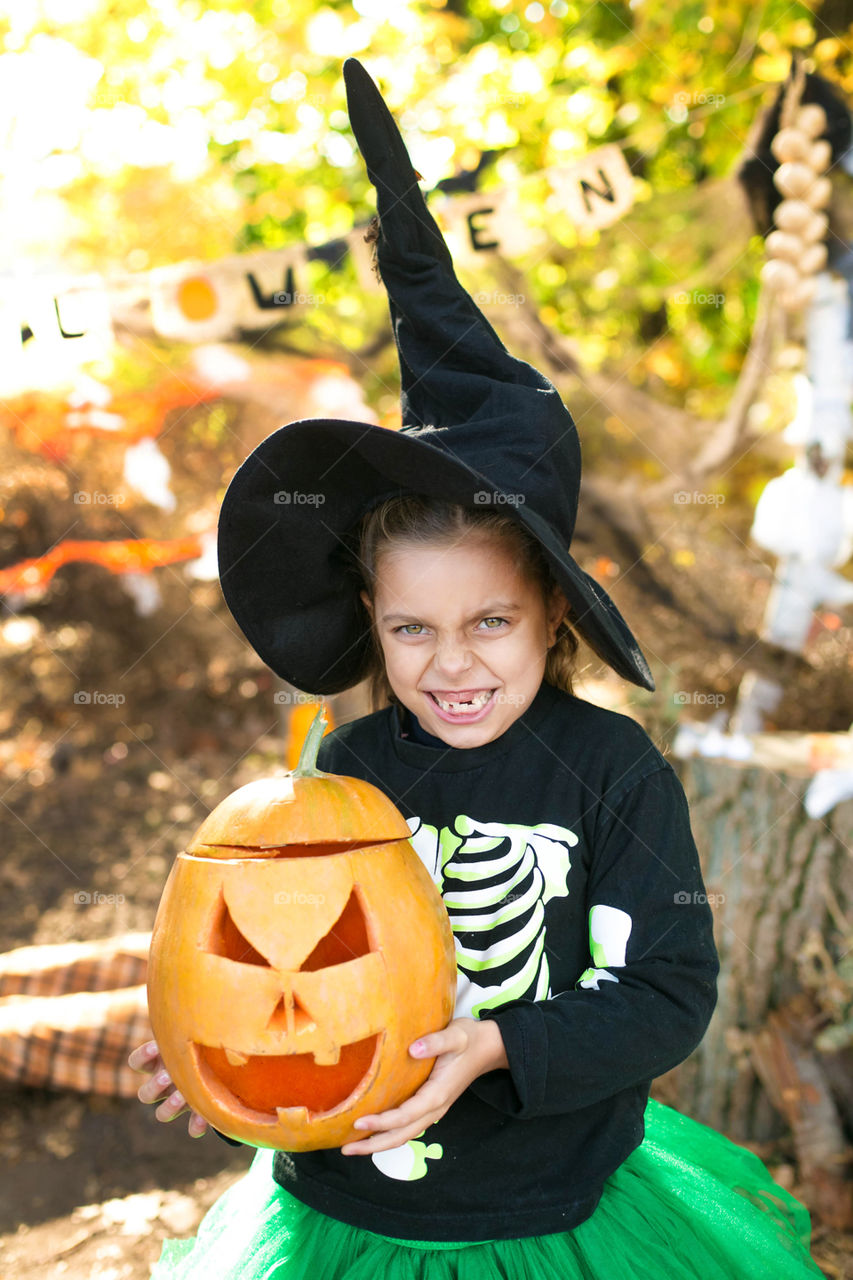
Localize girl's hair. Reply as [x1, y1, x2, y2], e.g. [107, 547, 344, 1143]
[351, 494, 580, 713]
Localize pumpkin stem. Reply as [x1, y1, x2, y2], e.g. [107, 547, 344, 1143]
[292, 703, 330, 777]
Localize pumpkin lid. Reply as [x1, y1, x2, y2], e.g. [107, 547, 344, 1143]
[185, 773, 412, 853]
[185, 705, 412, 855]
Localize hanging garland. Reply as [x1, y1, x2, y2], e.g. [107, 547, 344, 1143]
[760, 62, 833, 313]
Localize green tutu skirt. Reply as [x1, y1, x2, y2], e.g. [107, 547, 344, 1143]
[150, 1098, 824, 1279]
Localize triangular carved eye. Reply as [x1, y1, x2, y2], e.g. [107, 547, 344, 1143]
[205, 886, 372, 971]
[301, 889, 370, 970]
[207, 894, 270, 966]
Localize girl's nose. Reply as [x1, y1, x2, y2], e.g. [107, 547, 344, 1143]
[433, 636, 473, 675]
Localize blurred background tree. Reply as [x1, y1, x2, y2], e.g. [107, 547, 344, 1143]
[2, 0, 849, 426]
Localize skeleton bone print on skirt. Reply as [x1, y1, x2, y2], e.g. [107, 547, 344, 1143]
[406, 815, 578, 1018]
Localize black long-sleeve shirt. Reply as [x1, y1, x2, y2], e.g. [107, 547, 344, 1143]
[252, 680, 718, 1240]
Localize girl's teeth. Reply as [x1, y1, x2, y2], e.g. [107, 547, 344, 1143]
[433, 691, 493, 713]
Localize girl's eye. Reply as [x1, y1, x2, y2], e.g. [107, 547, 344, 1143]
[392, 617, 508, 635]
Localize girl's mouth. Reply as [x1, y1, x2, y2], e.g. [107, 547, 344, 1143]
[426, 688, 498, 723]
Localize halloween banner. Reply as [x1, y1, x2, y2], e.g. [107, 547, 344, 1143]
[6, 145, 634, 368]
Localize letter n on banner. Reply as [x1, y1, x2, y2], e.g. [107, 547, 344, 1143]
[549, 145, 635, 231]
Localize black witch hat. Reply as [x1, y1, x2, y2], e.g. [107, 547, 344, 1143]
[217, 57, 655, 694]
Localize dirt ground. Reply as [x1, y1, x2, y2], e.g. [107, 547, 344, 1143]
[1, 457, 852, 1276]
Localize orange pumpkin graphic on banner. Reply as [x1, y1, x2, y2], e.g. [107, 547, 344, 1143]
[176, 276, 218, 322]
[147, 706, 456, 1151]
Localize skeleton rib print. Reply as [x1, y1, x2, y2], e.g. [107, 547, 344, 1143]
[406, 813, 578, 1019]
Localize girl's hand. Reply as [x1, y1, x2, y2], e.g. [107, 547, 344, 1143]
[340, 1017, 508, 1156]
[128, 1039, 209, 1138]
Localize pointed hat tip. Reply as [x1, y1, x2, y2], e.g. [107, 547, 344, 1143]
[342, 57, 370, 93]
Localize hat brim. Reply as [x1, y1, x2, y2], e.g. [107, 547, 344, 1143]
[217, 418, 655, 694]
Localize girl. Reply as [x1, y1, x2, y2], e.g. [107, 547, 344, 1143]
[133, 496, 823, 1280]
[131, 58, 825, 1278]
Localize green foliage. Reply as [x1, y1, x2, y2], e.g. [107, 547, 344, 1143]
[1, 0, 851, 451]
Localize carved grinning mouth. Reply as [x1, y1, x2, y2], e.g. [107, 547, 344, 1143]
[195, 1036, 381, 1117]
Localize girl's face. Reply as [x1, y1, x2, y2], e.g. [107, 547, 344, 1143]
[360, 535, 568, 748]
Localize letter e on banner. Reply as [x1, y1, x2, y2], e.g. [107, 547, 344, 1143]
[550, 145, 635, 231]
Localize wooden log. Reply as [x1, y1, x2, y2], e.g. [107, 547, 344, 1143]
[654, 755, 853, 1152]
[751, 994, 853, 1229]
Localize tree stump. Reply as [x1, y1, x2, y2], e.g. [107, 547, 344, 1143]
[653, 755, 853, 1171]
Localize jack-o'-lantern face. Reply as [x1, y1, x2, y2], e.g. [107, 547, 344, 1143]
[147, 707, 457, 1151]
[192, 857, 390, 1115]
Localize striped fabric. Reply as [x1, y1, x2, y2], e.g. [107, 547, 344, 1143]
[0, 932, 153, 1097]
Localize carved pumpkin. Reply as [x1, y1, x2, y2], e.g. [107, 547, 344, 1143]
[147, 706, 456, 1151]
